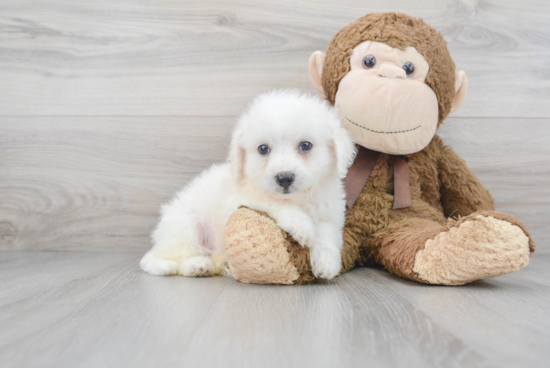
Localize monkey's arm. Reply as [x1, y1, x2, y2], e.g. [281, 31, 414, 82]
[436, 137, 495, 217]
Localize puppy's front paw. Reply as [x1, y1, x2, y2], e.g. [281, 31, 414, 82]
[179, 256, 215, 277]
[310, 248, 342, 280]
[277, 216, 315, 247]
[140, 254, 179, 276]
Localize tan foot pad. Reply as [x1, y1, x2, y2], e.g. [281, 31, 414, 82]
[413, 215, 530, 285]
[224, 207, 316, 285]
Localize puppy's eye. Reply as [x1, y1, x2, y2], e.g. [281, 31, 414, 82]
[363, 55, 376, 69]
[258, 144, 270, 155]
[299, 141, 312, 151]
[402, 62, 415, 76]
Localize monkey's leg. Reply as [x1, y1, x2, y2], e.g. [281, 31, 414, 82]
[224, 207, 317, 285]
[371, 211, 535, 285]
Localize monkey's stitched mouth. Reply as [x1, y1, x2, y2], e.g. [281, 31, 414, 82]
[345, 117, 421, 134]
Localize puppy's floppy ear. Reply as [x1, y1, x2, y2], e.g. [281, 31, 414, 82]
[331, 122, 357, 179]
[228, 128, 246, 183]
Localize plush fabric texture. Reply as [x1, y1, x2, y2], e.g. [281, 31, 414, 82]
[336, 64, 440, 154]
[334, 40, 440, 154]
[414, 214, 531, 285]
[224, 207, 317, 285]
[223, 12, 535, 285]
[322, 12, 455, 126]
[339, 135, 536, 274]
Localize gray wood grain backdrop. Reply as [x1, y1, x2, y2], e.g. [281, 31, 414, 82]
[1, 0, 549, 251]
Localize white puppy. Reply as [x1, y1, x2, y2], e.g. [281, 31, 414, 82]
[140, 90, 356, 279]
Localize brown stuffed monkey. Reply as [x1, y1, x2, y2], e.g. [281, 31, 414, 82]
[223, 13, 535, 285]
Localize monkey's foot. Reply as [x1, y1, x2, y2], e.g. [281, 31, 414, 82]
[413, 211, 535, 285]
[224, 207, 317, 285]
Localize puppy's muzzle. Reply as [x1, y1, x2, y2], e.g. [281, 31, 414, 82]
[276, 172, 295, 191]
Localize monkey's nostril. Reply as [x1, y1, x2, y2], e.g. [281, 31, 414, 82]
[276, 172, 295, 190]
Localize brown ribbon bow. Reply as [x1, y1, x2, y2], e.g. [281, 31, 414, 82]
[343, 145, 414, 210]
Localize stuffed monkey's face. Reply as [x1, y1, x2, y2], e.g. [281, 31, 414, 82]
[335, 41, 438, 155]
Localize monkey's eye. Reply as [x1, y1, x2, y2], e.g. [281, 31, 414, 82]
[402, 62, 415, 76]
[363, 55, 376, 69]
[299, 141, 313, 151]
[258, 144, 270, 155]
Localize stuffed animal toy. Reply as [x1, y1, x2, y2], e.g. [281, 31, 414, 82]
[223, 13, 535, 285]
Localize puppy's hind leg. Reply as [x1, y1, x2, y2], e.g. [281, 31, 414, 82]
[140, 212, 206, 276]
[141, 164, 232, 277]
[178, 220, 228, 277]
[140, 253, 179, 276]
[179, 256, 215, 277]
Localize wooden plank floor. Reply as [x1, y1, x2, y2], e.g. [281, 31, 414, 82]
[0, 250, 549, 368]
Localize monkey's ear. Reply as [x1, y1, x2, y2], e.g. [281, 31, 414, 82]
[308, 51, 326, 93]
[451, 71, 468, 113]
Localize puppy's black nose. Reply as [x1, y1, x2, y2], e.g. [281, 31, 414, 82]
[276, 172, 295, 190]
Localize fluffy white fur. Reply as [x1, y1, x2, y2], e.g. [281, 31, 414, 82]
[140, 90, 356, 279]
